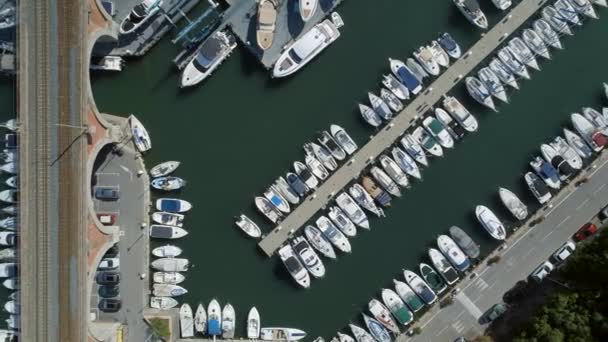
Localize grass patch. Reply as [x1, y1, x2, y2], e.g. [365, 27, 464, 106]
[148, 317, 171, 340]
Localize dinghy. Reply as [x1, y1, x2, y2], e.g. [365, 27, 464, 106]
[151, 176, 186, 191]
[235, 214, 262, 238]
[149, 161, 180, 178]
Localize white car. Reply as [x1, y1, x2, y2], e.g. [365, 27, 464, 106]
[531, 261, 554, 283]
[552, 241, 576, 263]
[98, 258, 120, 270]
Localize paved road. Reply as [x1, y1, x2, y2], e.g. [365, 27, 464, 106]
[400, 155, 608, 342]
[258, 0, 550, 256]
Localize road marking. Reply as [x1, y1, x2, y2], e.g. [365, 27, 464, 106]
[452, 321, 465, 333]
[120, 164, 133, 180]
[474, 278, 489, 290]
[575, 199, 589, 211]
[593, 183, 606, 195]
[557, 215, 571, 228]
[455, 292, 483, 318]
[435, 325, 449, 336]
[587, 157, 608, 178]
[419, 310, 442, 329]
[542, 231, 553, 241]
[502, 225, 535, 255]
[545, 191, 575, 216]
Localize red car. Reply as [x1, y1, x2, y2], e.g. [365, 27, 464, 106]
[574, 223, 598, 242]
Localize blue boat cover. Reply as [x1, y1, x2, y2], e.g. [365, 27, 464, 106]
[207, 319, 221, 335]
[161, 199, 179, 212]
[397, 66, 421, 92]
[270, 196, 281, 206]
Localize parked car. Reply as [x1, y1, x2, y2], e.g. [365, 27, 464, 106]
[531, 261, 554, 283]
[104, 244, 119, 258]
[96, 213, 117, 225]
[99, 298, 121, 312]
[552, 241, 576, 263]
[95, 186, 120, 201]
[96, 272, 120, 285]
[483, 303, 507, 323]
[573, 223, 598, 242]
[99, 285, 120, 298]
[98, 258, 120, 270]
[599, 205, 608, 221]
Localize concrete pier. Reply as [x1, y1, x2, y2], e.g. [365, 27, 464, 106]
[258, 0, 551, 257]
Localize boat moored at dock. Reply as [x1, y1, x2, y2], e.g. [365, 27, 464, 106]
[542, 6, 573, 35]
[437, 32, 462, 59]
[129, 115, 151, 152]
[151, 258, 189, 272]
[453, 0, 488, 29]
[478, 68, 508, 103]
[381, 288, 414, 326]
[149, 161, 180, 178]
[156, 198, 192, 213]
[247, 307, 261, 339]
[525, 172, 552, 204]
[119, 0, 163, 35]
[316, 216, 351, 253]
[299, 0, 318, 22]
[361, 314, 391, 342]
[437, 235, 471, 272]
[393, 279, 424, 312]
[499, 187, 528, 220]
[255, 196, 283, 224]
[533, 19, 563, 49]
[180, 31, 237, 88]
[368, 299, 400, 334]
[389, 58, 422, 95]
[466, 76, 497, 111]
[419, 262, 447, 294]
[349, 324, 375, 342]
[335, 192, 369, 230]
[489, 58, 519, 89]
[152, 244, 182, 257]
[522, 29, 551, 60]
[304, 225, 336, 259]
[563, 128, 594, 159]
[260, 327, 307, 341]
[180, 303, 194, 338]
[257, 0, 279, 50]
[508, 37, 540, 71]
[475, 205, 507, 240]
[291, 236, 326, 278]
[400, 133, 429, 166]
[349, 183, 384, 217]
[278, 245, 311, 288]
[442, 96, 479, 132]
[149, 225, 188, 239]
[403, 269, 437, 305]
[330, 124, 358, 155]
[428, 248, 459, 285]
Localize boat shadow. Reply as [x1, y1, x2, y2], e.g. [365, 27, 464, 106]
[270, 259, 308, 290]
[319, 0, 336, 13]
[286, 0, 306, 38]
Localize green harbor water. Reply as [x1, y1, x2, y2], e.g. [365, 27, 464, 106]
[3, 0, 608, 338]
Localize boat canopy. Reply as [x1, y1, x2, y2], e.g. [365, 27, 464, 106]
[193, 37, 224, 72]
[208, 319, 221, 335]
[160, 200, 180, 211]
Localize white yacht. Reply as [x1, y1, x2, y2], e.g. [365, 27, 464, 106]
[453, 0, 488, 29]
[330, 124, 358, 155]
[335, 192, 369, 229]
[247, 307, 261, 339]
[273, 18, 341, 78]
[563, 128, 594, 159]
[498, 47, 530, 79]
[304, 142, 337, 171]
[555, 0, 582, 25]
[370, 166, 401, 197]
[152, 244, 182, 258]
[304, 225, 337, 259]
[571, 113, 604, 152]
[379, 155, 410, 188]
[400, 133, 429, 166]
[498, 187, 528, 220]
[429, 41, 450, 68]
[150, 296, 178, 309]
[391, 147, 422, 180]
[542, 6, 573, 35]
[235, 214, 262, 238]
[291, 236, 325, 278]
[299, 0, 318, 21]
[278, 245, 311, 288]
[412, 126, 443, 157]
[129, 115, 151, 152]
[305, 155, 329, 180]
[382, 74, 410, 100]
[119, 0, 163, 35]
[152, 283, 187, 297]
[475, 205, 507, 240]
[348, 183, 384, 218]
[437, 235, 471, 272]
[153, 272, 185, 284]
[413, 46, 440, 76]
[491, 0, 512, 10]
[328, 206, 357, 237]
[257, 0, 279, 50]
[194, 303, 207, 335]
[316, 216, 351, 253]
[466, 76, 496, 111]
[422, 116, 454, 149]
[180, 303, 194, 338]
[180, 31, 237, 87]
[442, 96, 479, 132]
[551, 136, 583, 170]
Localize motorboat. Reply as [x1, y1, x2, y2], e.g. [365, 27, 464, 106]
[391, 147, 422, 180]
[156, 198, 192, 213]
[498, 47, 530, 79]
[542, 6, 573, 35]
[591, 0, 607, 8]
[368, 92, 392, 120]
[407, 58, 428, 82]
[318, 131, 347, 160]
[393, 280, 424, 312]
[437, 235, 471, 272]
[466, 76, 497, 111]
[508, 37, 540, 71]
[449, 226, 480, 259]
[149, 225, 188, 239]
[491, 0, 512, 10]
[370, 166, 401, 197]
[0, 217, 15, 230]
[563, 128, 593, 159]
[379, 155, 410, 188]
[0, 231, 15, 246]
[153, 272, 185, 284]
[555, 0, 582, 25]
[583, 107, 608, 129]
[299, 0, 318, 21]
[453, 0, 488, 29]
[419, 263, 447, 296]
[304, 142, 338, 171]
[0, 119, 17, 132]
[489, 58, 519, 89]
[151, 258, 190, 272]
[429, 40, 450, 68]
[293, 161, 319, 190]
[278, 245, 310, 288]
[382, 74, 410, 100]
[305, 155, 329, 181]
[291, 236, 325, 278]
[2, 206, 16, 215]
[361, 314, 391, 342]
[8, 290, 18, 300]
[349, 324, 376, 342]
[129, 115, 151, 153]
[478, 68, 508, 103]
[180, 30, 237, 87]
[0, 263, 16, 278]
[435, 107, 466, 140]
[330, 124, 358, 155]
[149, 161, 180, 178]
[362, 176, 391, 207]
[571, 113, 605, 152]
[273, 19, 341, 78]
[275, 176, 300, 205]
[5, 176, 16, 188]
[498, 187, 528, 220]
[359, 103, 382, 127]
[403, 269, 437, 305]
[530, 156, 562, 189]
[260, 328, 307, 341]
[247, 307, 261, 339]
[195, 303, 207, 335]
[152, 211, 184, 227]
[207, 299, 222, 336]
[412, 126, 443, 157]
[381, 288, 414, 325]
[0, 189, 16, 204]
[437, 32, 462, 59]
[3, 278, 17, 290]
[414, 46, 440, 76]
[533, 19, 563, 49]
[222, 303, 236, 338]
[304, 225, 336, 259]
[152, 284, 187, 297]
[338, 332, 356, 342]
[380, 88, 404, 112]
[316, 216, 351, 253]
[287, 172, 309, 197]
[428, 248, 459, 285]
[150, 296, 178, 309]
[335, 192, 369, 229]
[423, 116, 454, 149]
[255, 196, 283, 224]
[368, 299, 400, 333]
[151, 176, 186, 191]
[349, 183, 385, 217]
[388, 58, 422, 95]
[0, 162, 15, 174]
[0, 248, 15, 260]
[257, 0, 278, 50]
[475, 205, 507, 240]
[525, 172, 552, 204]
[152, 244, 182, 258]
[264, 186, 291, 213]
[400, 133, 429, 166]
[119, 0, 163, 35]
[522, 29, 551, 60]
[180, 303, 194, 338]
[541, 143, 576, 179]
[4, 300, 18, 314]
[235, 214, 262, 238]
[442, 96, 479, 132]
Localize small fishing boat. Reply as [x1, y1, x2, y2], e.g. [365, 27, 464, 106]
[129, 115, 151, 153]
[403, 269, 437, 305]
[247, 307, 261, 339]
[414, 46, 440, 76]
[466, 76, 496, 111]
[429, 40, 450, 68]
[423, 116, 454, 148]
[583, 107, 608, 129]
[207, 299, 222, 336]
[533, 19, 563, 49]
[381, 288, 414, 325]
[260, 327, 307, 341]
[475, 205, 507, 240]
[522, 29, 550, 60]
[563, 128, 593, 159]
[419, 262, 447, 294]
[291, 236, 325, 278]
[304, 142, 338, 171]
[255, 196, 283, 224]
[530, 156, 562, 189]
[293, 161, 318, 190]
[449, 226, 480, 259]
[194, 303, 207, 335]
[222, 303, 236, 338]
[368, 299, 400, 333]
[150, 296, 178, 309]
[478, 67, 508, 103]
[382, 74, 410, 100]
[391, 147, 422, 180]
[435, 107, 466, 140]
[305, 155, 329, 181]
[379, 155, 410, 188]
[152, 244, 182, 258]
[489, 58, 519, 90]
[525, 172, 552, 204]
[152, 211, 184, 227]
[3, 277, 18, 290]
[499, 187, 528, 220]
[156, 198, 192, 213]
[153, 283, 187, 297]
[235, 214, 262, 238]
[508, 37, 540, 71]
[304, 225, 336, 259]
[149, 225, 188, 239]
[318, 131, 347, 161]
[388, 58, 423, 95]
[1, 119, 17, 132]
[428, 248, 459, 285]
[330, 124, 358, 155]
[370, 166, 401, 197]
[151, 176, 186, 191]
[275, 176, 300, 204]
[349, 324, 376, 342]
[349, 183, 385, 217]
[264, 186, 291, 213]
[335, 192, 369, 230]
[153, 272, 185, 284]
[453, 0, 488, 29]
[437, 32, 462, 59]
[316, 216, 351, 253]
[393, 280, 424, 312]
[380, 88, 403, 112]
[361, 313, 392, 342]
[437, 235, 471, 272]
[151, 258, 189, 272]
[362, 176, 391, 208]
[180, 303, 194, 338]
[149, 161, 180, 178]
[368, 92, 392, 120]
[400, 133, 429, 166]
[287, 172, 309, 197]
[4, 300, 18, 315]
[412, 126, 443, 157]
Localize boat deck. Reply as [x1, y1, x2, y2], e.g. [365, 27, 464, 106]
[258, 0, 553, 257]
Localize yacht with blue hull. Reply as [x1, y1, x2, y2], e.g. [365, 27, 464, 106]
[389, 58, 422, 95]
[181, 31, 237, 88]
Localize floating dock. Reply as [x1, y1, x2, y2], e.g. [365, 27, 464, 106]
[258, 0, 552, 257]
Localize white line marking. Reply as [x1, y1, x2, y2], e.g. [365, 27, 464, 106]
[542, 231, 553, 242]
[419, 310, 442, 328]
[546, 192, 574, 216]
[435, 325, 449, 336]
[576, 199, 589, 211]
[455, 293, 483, 318]
[557, 215, 571, 228]
[475, 278, 489, 290]
[594, 183, 606, 195]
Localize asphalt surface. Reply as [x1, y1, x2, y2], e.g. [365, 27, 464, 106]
[400, 155, 608, 342]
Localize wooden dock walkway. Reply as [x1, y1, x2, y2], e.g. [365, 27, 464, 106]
[258, 0, 551, 257]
